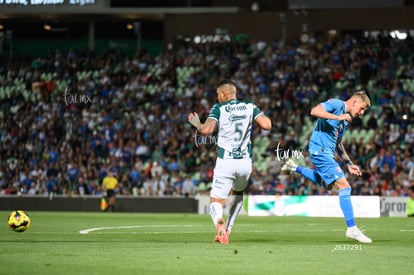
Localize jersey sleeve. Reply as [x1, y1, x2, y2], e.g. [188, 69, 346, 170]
[253, 104, 263, 120]
[321, 98, 341, 113]
[208, 103, 220, 121]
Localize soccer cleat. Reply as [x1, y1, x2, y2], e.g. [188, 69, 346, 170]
[223, 229, 231, 244]
[214, 218, 229, 244]
[281, 159, 298, 173]
[219, 231, 229, 244]
[346, 226, 372, 243]
[214, 230, 230, 243]
[213, 234, 221, 242]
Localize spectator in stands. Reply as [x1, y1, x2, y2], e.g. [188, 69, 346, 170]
[67, 161, 80, 192]
[267, 154, 282, 178]
[150, 161, 163, 178]
[45, 174, 59, 196]
[181, 173, 197, 197]
[153, 173, 166, 196]
[366, 112, 378, 130]
[379, 148, 396, 172]
[143, 173, 155, 196]
[0, 32, 413, 200]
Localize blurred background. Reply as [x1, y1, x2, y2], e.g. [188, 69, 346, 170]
[1, 0, 413, 56]
[0, 0, 413, 216]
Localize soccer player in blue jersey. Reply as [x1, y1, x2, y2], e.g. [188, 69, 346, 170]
[188, 79, 272, 244]
[282, 90, 372, 243]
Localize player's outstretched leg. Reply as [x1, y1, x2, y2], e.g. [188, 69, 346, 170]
[282, 159, 331, 189]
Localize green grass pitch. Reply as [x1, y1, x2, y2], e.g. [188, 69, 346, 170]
[1, 211, 413, 275]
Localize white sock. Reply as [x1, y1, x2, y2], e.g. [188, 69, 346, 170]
[226, 194, 243, 233]
[210, 202, 223, 225]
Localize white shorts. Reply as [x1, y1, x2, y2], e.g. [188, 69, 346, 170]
[210, 158, 252, 199]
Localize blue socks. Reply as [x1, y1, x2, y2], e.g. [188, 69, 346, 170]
[296, 165, 355, 227]
[339, 188, 355, 227]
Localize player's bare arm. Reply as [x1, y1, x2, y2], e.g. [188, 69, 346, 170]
[310, 104, 352, 122]
[188, 112, 217, 135]
[336, 139, 362, 176]
[255, 114, 272, 130]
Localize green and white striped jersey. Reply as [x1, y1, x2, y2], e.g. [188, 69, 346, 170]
[208, 99, 263, 159]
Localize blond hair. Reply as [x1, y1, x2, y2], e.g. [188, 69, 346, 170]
[352, 90, 371, 107]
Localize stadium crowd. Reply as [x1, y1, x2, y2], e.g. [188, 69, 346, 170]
[0, 32, 413, 198]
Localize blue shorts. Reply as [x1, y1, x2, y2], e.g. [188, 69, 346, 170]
[310, 153, 345, 186]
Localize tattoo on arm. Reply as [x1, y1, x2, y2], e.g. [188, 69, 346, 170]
[198, 118, 217, 135]
[336, 142, 353, 165]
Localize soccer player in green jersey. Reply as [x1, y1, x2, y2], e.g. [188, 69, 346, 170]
[188, 79, 271, 244]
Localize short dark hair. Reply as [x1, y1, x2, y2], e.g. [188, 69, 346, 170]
[216, 79, 237, 89]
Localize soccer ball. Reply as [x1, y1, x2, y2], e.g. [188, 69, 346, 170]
[7, 210, 31, 232]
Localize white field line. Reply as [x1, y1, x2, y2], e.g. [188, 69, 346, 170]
[78, 224, 312, 235]
[79, 224, 198, 234]
[78, 223, 404, 235]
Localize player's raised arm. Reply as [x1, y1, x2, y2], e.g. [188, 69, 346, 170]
[310, 103, 352, 122]
[188, 112, 217, 135]
[255, 113, 271, 130]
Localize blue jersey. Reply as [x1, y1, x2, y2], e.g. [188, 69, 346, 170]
[309, 98, 349, 157]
